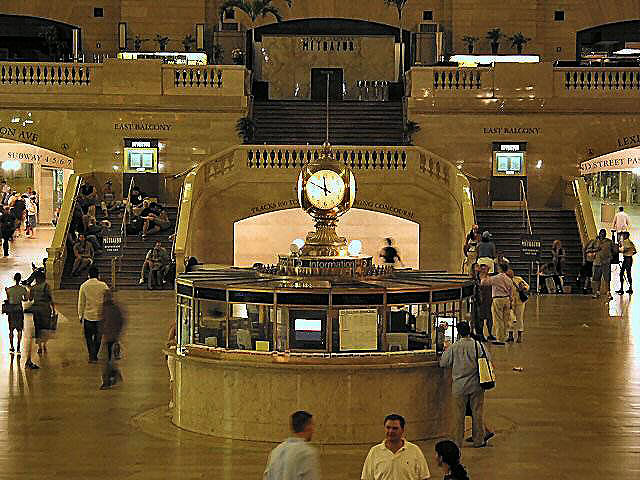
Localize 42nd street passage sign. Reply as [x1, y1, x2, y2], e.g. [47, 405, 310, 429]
[520, 234, 541, 260]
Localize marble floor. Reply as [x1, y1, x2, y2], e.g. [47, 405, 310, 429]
[0, 229, 638, 479]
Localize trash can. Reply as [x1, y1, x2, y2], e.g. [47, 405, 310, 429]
[601, 202, 616, 223]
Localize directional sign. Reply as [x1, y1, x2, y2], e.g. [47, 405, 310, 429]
[520, 234, 541, 259]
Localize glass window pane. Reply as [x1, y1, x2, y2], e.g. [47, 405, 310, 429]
[197, 299, 227, 348]
[228, 304, 273, 350]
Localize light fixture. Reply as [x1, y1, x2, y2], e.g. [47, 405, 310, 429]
[536, 160, 543, 169]
[348, 240, 362, 256]
[10, 117, 19, 123]
[613, 48, 640, 55]
[158, 142, 166, 151]
[112, 165, 120, 171]
[450, 54, 540, 65]
[292, 238, 305, 250]
[2, 159, 21, 171]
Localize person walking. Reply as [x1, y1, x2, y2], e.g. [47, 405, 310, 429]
[361, 413, 430, 480]
[471, 264, 493, 341]
[616, 231, 636, 295]
[100, 290, 125, 389]
[263, 411, 321, 480]
[380, 238, 404, 268]
[507, 269, 529, 343]
[78, 266, 109, 363]
[24, 270, 55, 369]
[587, 229, 614, 300]
[434, 441, 470, 480]
[463, 225, 480, 274]
[476, 231, 496, 273]
[439, 321, 489, 449]
[480, 263, 512, 345]
[551, 239, 565, 277]
[0, 206, 16, 257]
[5, 272, 28, 355]
[612, 206, 631, 243]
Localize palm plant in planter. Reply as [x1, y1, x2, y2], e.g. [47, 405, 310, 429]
[462, 36, 479, 54]
[509, 32, 531, 54]
[486, 28, 504, 54]
[155, 34, 170, 51]
[182, 34, 195, 52]
[236, 116, 257, 143]
[218, 0, 292, 68]
[383, 0, 409, 80]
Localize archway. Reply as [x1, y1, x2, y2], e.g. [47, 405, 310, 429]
[0, 138, 74, 224]
[233, 207, 420, 267]
[576, 19, 640, 62]
[0, 14, 79, 61]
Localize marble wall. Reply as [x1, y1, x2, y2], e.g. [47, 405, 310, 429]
[173, 352, 452, 444]
[260, 35, 395, 99]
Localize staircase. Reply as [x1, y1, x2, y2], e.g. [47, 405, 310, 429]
[252, 101, 404, 145]
[475, 209, 582, 289]
[60, 206, 178, 290]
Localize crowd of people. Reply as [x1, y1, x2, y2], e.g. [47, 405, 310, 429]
[463, 226, 530, 345]
[263, 411, 470, 480]
[0, 181, 39, 257]
[67, 181, 174, 286]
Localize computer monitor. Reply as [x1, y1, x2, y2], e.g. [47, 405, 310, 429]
[385, 333, 409, 352]
[289, 310, 326, 350]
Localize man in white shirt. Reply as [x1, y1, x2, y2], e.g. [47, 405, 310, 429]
[613, 206, 631, 242]
[361, 414, 430, 480]
[264, 411, 321, 480]
[78, 266, 109, 363]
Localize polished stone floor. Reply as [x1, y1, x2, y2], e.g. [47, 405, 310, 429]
[0, 228, 638, 479]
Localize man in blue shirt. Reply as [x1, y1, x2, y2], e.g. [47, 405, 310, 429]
[439, 321, 490, 449]
[263, 411, 321, 480]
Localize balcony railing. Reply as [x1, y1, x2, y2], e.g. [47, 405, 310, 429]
[0, 60, 247, 98]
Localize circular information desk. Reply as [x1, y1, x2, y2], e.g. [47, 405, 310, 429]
[172, 267, 474, 444]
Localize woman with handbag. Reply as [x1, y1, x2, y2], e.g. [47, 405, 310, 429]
[4, 272, 28, 355]
[24, 270, 55, 369]
[507, 269, 529, 343]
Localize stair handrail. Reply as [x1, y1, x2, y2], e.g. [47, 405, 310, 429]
[519, 179, 532, 235]
[171, 184, 183, 263]
[46, 174, 83, 289]
[572, 177, 598, 250]
[111, 176, 136, 290]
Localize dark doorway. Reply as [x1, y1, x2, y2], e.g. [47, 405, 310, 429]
[311, 68, 343, 101]
[123, 173, 160, 199]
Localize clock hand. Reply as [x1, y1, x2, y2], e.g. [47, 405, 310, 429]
[308, 180, 329, 194]
[322, 176, 330, 196]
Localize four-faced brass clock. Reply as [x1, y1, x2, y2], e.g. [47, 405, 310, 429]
[297, 144, 356, 256]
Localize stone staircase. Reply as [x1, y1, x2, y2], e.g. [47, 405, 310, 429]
[475, 209, 583, 289]
[59, 206, 178, 290]
[252, 101, 405, 145]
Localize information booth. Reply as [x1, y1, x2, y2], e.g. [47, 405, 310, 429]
[171, 267, 474, 444]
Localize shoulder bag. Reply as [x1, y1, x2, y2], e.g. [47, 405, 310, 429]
[475, 340, 495, 390]
[517, 280, 529, 303]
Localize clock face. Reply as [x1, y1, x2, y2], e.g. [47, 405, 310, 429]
[305, 169, 346, 210]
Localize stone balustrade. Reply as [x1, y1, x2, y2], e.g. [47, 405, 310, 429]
[555, 67, 640, 96]
[409, 64, 640, 101]
[0, 60, 247, 98]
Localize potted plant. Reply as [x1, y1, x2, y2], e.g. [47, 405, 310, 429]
[182, 34, 195, 52]
[212, 44, 225, 64]
[462, 36, 479, 54]
[236, 116, 257, 143]
[383, 0, 409, 80]
[486, 28, 504, 54]
[231, 48, 244, 65]
[403, 120, 421, 145]
[133, 35, 149, 52]
[154, 34, 170, 51]
[509, 32, 531, 54]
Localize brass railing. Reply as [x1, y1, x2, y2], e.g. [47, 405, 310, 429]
[519, 179, 532, 235]
[110, 177, 135, 290]
[46, 174, 83, 289]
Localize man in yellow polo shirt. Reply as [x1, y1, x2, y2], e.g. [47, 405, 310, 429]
[361, 414, 431, 480]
